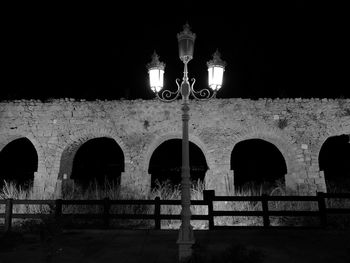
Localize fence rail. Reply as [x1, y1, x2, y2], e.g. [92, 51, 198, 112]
[0, 191, 349, 232]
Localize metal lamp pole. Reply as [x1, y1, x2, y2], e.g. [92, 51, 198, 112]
[147, 23, 226, 262]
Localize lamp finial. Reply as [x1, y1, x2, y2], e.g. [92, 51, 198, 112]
[146, 51, 165, 71]
[207, 49, 227, 68]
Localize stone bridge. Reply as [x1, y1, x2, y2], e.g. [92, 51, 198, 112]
[0, 98, 349, 197]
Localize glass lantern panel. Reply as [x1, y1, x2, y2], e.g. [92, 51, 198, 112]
[149, 68, 164, 92]
[208, 66, 224, 90]
[178, 38, 195, 60]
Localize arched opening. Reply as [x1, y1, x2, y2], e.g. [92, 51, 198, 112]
[148, 139, 208, 188]
[319, 134, 350, 192]
[0, 138, 38, 189]
[231, 139, 287, 193]
[71, 137, 124, 190]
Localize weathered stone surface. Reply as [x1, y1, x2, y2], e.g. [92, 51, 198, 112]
[0, 98, 349, 197]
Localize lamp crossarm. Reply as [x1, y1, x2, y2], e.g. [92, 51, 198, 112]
[156, 75, 217, 102]
[155, 83, 181, 102]
[190, 79, 217, 100]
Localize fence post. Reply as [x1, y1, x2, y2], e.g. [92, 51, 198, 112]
[4, 198, 13, 233]
[154, 197, 161, 230]
[317, 192, 327, 227]
[262, 194, 270, 228]
[103, 197, 111, 229]
[203, 190, 215, 230]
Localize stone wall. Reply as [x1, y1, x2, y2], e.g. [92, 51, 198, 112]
[0, 98, 349, 197]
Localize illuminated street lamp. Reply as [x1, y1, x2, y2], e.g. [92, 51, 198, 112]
[147, 51, 165, 93]
[147, 23, 226, 262]
[207, 49, 226, 91]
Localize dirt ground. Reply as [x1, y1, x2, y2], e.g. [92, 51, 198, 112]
[0, 228, 350, 263]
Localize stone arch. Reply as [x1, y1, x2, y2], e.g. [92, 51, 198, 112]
[148, 138, 208, 187]
[226, 126, 297, 175]
[70, 137, 125, 189]
[144, 132, 213, 176]
[0, 133, 43, 160]
[316, 126, 350, 191]
[222, 124, 298, 192]
[230, 138, 288, 189]
[54, 127, 130, 182]
[0, 133, 44, 187]
[315, 127, 350, 170]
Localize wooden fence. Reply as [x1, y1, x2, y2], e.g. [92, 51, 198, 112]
[0, 191, 349, 232]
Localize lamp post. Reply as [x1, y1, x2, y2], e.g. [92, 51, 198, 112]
[147, 23, 226, 262]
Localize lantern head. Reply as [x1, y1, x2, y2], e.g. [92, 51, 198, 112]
[146, 51, 165, 93]
[177, 23, 196, 63]
[207, 49, 226, 91]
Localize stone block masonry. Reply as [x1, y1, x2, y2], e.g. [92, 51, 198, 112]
[0, 98, 349, 197]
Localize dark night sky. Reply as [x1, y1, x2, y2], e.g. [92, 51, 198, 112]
[2, 1, 349, 101]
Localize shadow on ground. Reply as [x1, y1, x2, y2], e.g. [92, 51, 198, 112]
[0, 228, 350, 263]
